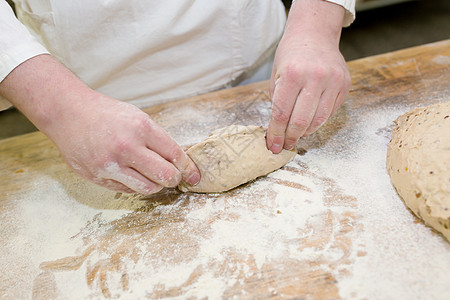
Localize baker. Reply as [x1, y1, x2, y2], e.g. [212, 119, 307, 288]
[0, 0, 354, 194]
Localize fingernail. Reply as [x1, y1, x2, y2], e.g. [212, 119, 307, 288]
[271, 143, 283, 154]
[187, 172, 200, 186]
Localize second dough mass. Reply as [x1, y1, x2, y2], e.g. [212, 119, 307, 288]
[387, 101, 450, 242]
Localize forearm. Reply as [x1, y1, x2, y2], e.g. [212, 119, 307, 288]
[0, 54, 95, 140]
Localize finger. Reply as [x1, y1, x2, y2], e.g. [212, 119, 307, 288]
[96, 165, 163, 195]
[98, 179, 140, 194]
[331, 88, 348, 117]
[131, 148, 183, 188]
[63, 158, 139, 194]
[145, 119, 200, 186]
[269, 70, 279, 98]
[331, 71, 351, 116]
[267, 74, 302, 154]
[283, 86, 322, 149]
[303, 88, 338, 136]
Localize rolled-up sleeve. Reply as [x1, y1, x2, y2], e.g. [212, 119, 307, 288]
[0, 1, 49, 110]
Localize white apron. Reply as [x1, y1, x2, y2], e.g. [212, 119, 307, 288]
[4, 0, 286, 108]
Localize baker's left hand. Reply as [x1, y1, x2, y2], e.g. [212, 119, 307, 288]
[266, 0, 351, 154]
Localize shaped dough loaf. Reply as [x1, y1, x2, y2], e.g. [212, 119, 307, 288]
[387, 102, 450, 242]
[179, 125, 296, 193]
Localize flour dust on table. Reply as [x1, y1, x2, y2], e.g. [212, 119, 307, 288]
[27, 156, 361, 299]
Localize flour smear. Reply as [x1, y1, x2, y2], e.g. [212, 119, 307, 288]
[1, 99, 450, 299]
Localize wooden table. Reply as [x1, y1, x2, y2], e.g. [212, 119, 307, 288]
[1, 40, 449, 299]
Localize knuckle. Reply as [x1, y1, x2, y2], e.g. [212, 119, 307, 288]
[167, 145, 183, 163]
[284, 135, 298, 147]
[133, 114, 153, 135]
[331, 66, 351, 87]
[311, 65, 328, 81]
[331, 70, 344, 83]
[159, 167, 181, 187]
[284, 64, 302, 80]
[303, 130, 313, 137]
[88, 152, 114, 172]
[112, 137, 132, 155]
[290, 118, 310, 131]
[312, 115, 328, 128]
[271, 108, 290, 124]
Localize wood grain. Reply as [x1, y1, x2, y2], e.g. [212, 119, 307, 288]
[1, 40, 449, 299]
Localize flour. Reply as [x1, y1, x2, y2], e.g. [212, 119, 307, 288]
[187, 177, 327, 269]
[96, 161, 150, 194]
[432, 55, 450, 66]
[154, 90, 273, 147]
[3, 156, 356, 299]
[0, 177, 128, 299]
[2, 96, 450, 299]
[308, 104, 450, 300]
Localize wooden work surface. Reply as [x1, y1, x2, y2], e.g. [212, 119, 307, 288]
[1, 40, 449, 299]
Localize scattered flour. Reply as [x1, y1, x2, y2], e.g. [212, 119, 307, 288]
[2, 95, 450, 299]
[301, 103, 450, 300]
[432, 55, 450, 66]
[0, 177, 128, 299]
[96, 161, 150, 193]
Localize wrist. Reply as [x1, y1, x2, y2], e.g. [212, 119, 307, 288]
[286, 0, 345, 48]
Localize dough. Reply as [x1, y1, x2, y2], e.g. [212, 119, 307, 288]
[178, 125, 296, 193]
[387, 102, 450, 242]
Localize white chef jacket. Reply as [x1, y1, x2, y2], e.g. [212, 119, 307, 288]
[0, 0, 355, 111]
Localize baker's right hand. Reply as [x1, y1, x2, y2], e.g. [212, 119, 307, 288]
[52, 94, 201, 194]
[0, 54, 200, 194]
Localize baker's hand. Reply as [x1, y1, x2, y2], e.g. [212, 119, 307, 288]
[0, 54, 200, 194]
[53, 94, 201, 194]
[266, 0, 351, 154]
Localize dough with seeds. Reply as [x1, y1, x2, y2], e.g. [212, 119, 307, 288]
[179, 125, 296, 193]
[387, 102, 450, 242]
